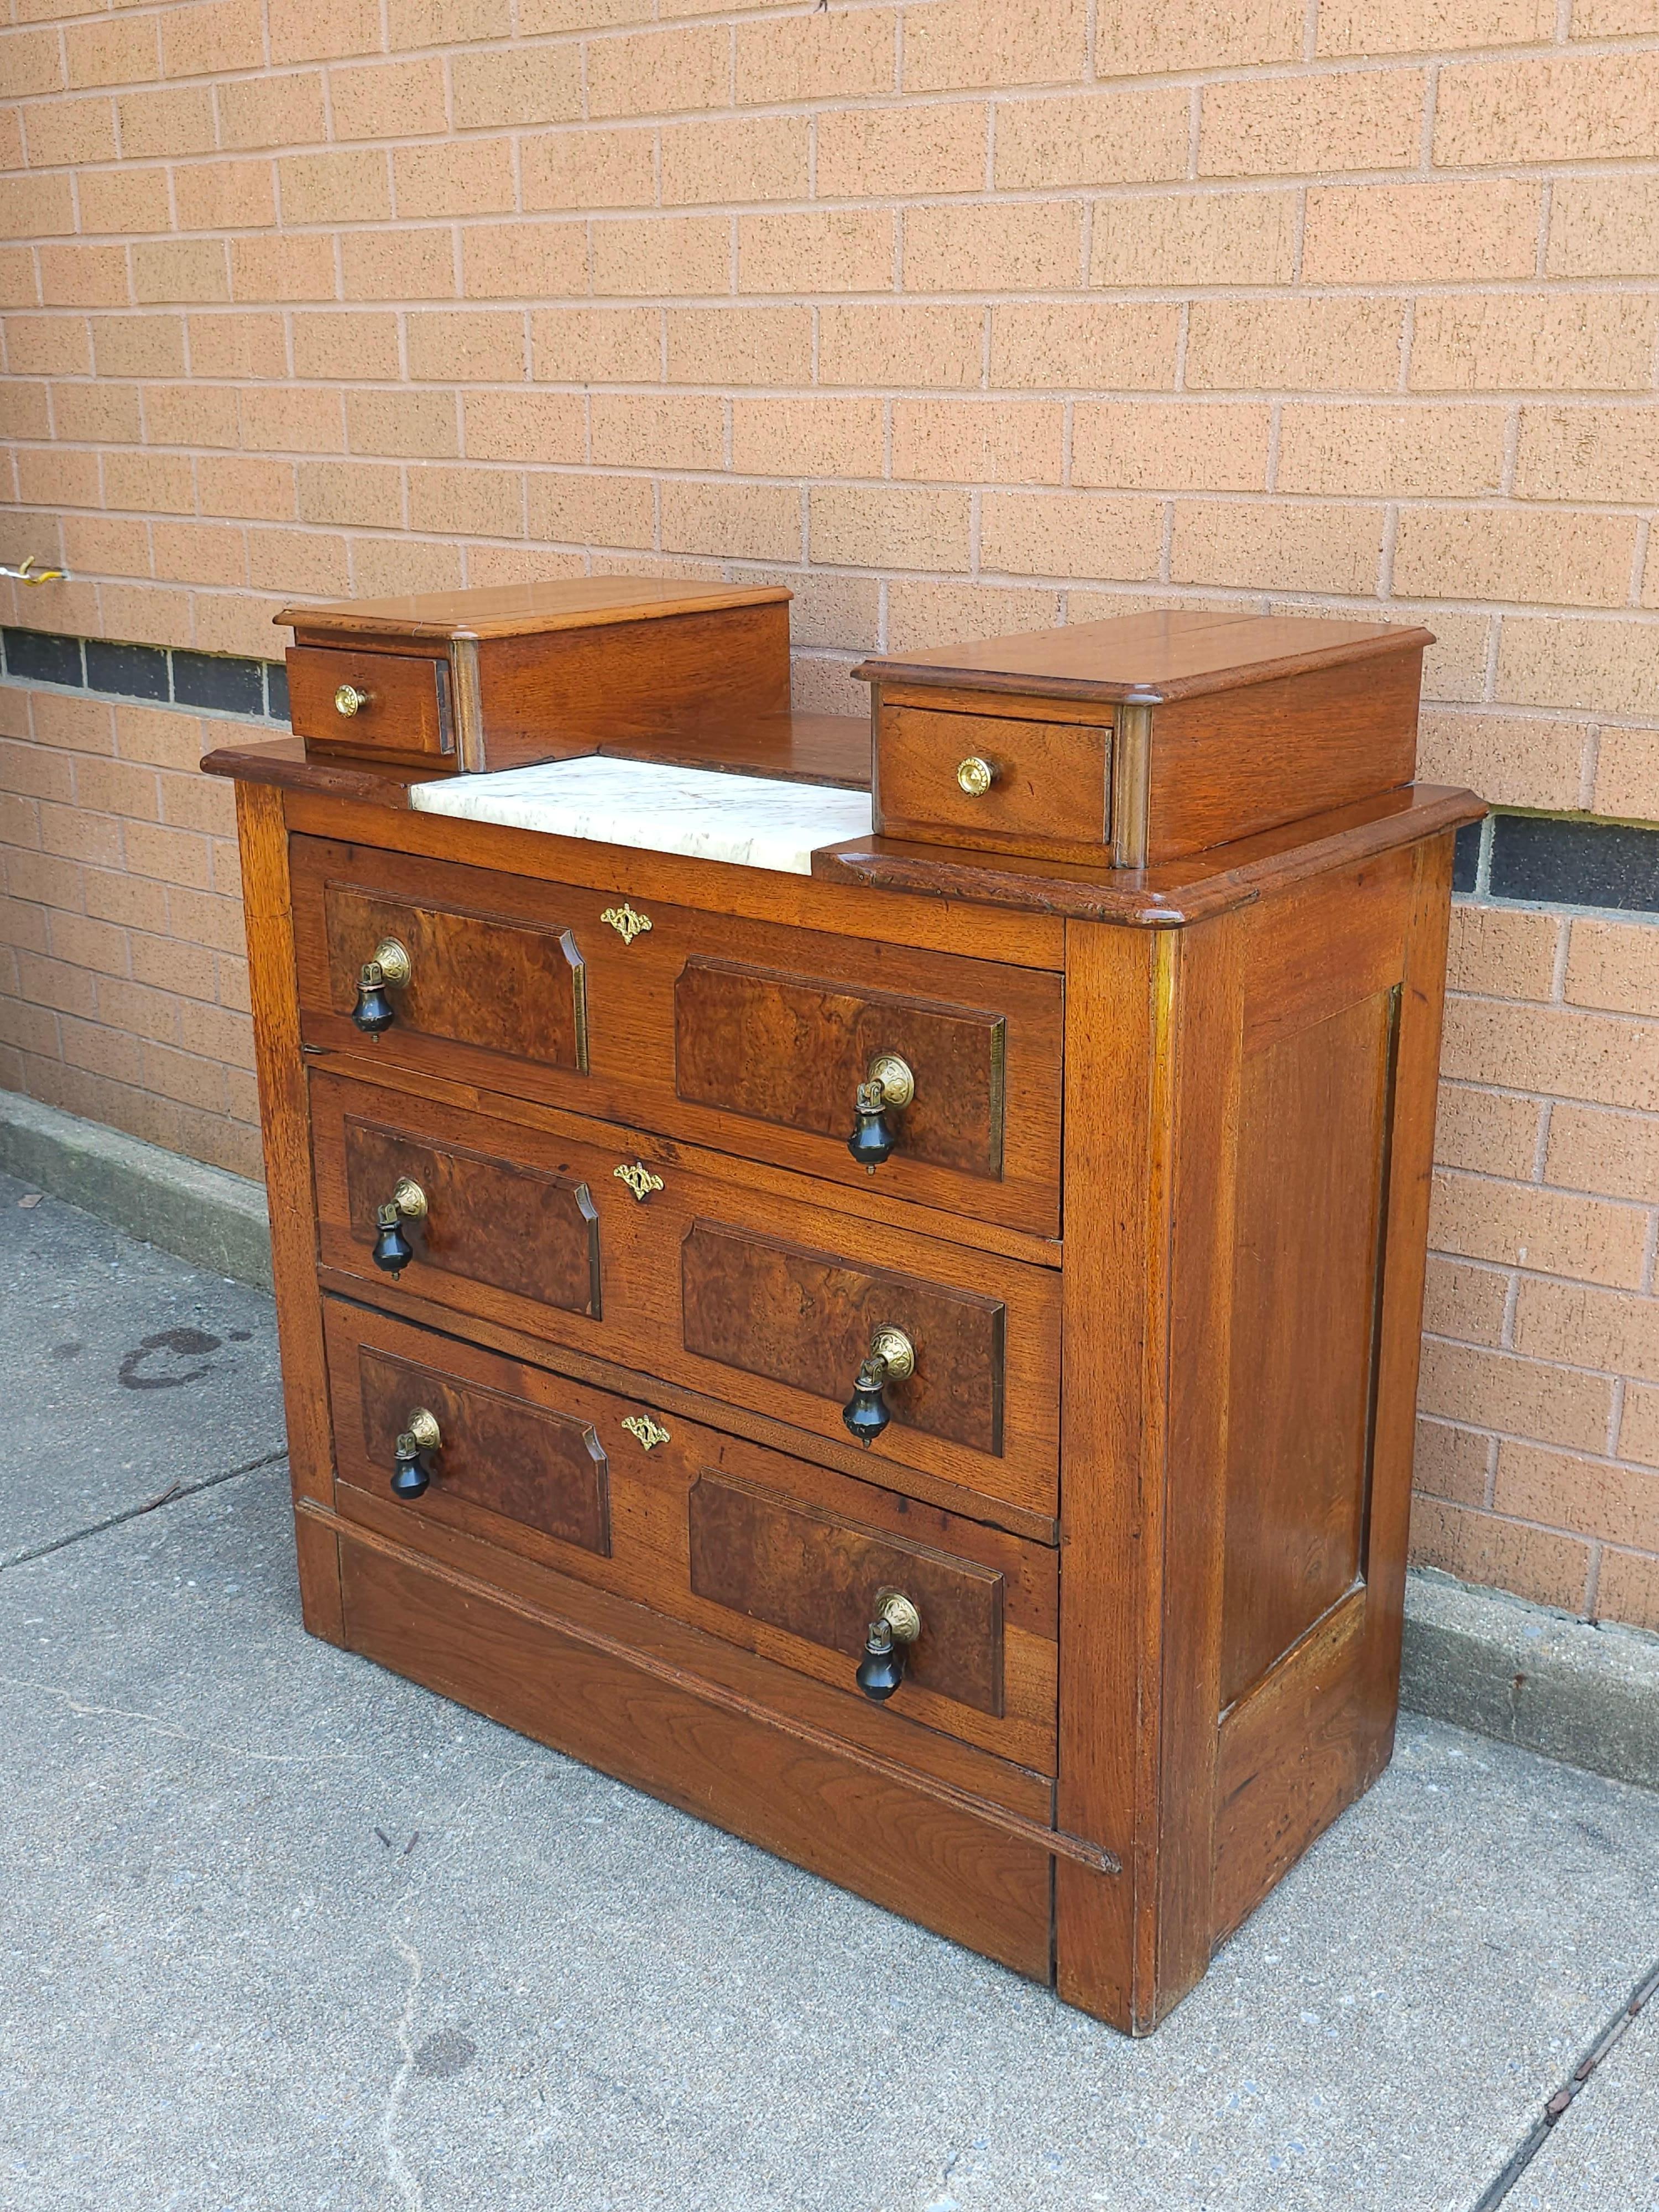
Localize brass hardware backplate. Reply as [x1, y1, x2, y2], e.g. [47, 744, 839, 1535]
[874, 1588, 922, 1644]
[867, 1052, 914, 1109]
[614, 1160, 665, 1202]
[335, 682, 369, 717]
[392, 1176, 427, 1220]
[622, 1413, 670, 1451]
[405, 1407, 441, 1452]
[869, 1324, 915, 1383]
[373, 937, 411, 988]
[956, 755, 994, 796]
[601, 902, 652, 946]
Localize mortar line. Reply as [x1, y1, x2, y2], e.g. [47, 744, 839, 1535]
[0, 1448, 291, 1574]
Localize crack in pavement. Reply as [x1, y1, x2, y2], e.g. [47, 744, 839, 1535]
[0, 1447, 291, 1573]
[1469, 1955, 1659, 2211]
[381, 1936, 427, 2212]
[0, 1671, 364, 1765]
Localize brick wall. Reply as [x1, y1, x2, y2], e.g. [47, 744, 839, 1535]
[2, 0, 1657, 1630]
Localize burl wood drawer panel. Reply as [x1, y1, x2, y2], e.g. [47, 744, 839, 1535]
[286, 645, 455, 764]
[324, 1298, 1058, 1772]
[309, 1070, 1061, 1518]
[289, 836, 1062, 1238]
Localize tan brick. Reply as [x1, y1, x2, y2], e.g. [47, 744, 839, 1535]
[732, 395, 884, 479]
[1422, 1255, 1509, 1347]
[531, 306, 660, 383]
[0, 252, 36, 310]
[1091, 191, 1296, 288]
[994, 88, 1188, 189]
[465, 221, 587, 304]
[1437, 51, 1659, 168]
[591, 392, 723, 471]
[1410, 1494, 1592, 1611]
[818, 302, 982, 390]
[17, 447, 101, 509]
[1548, 176, 1659, 281]
[809, 485, 969, 572]
[452, 46, 581, 132]
[1322, 0, 1552, 50]
[885, 579, 1060, 655]
[462, 390, 585, 464]
[593, 215, 729, 299]
[1442, 997, 1659, 1113]
[524, 128, 655, 212]
[197, 456, 294, 520]
[289, 311, 395, 383]
[103, 451, 194, 514]
[1172, 500, 1383, 596]
[521, 0, 646, 24]
[661, 114, 808, 206]
[891, 398, 1063, 487]
[739, 210, 892, 295]
[405, 463, 523, 538]
[1413, 1417, 1491, 1505]
[817, 103, 983, 201]
[1573, 0, 1659, 28]
[394, 138, 514, 221]
[160, 0, 264, 80]
[1432, 1169, 1650, 1289]
[1417, 711, 1588, 812]
[1096, 0, 1300, 74]
[239, 385, 346, 455]
[218, 72, 326, 153]
[1447, 905, 1561, 1000]
[65, 14, 157, 90]
[186, 309, 286, 378]
[98, 585, 193, 648]
[9, 317, 92, 376]
[1545, 1104, 1659, 1203]
[1593, 729, 1659, 825]
[589, 23, 729, 118]
[1395, 509, 1639, 612]
[665, 306, 810, 387]
[269, 0, 380, 63]
[40, 246, 130, 309]
[982, 492, 1162, 583]
[348, 534, 463, 598]
[1304, 180, 1539, 285]
[1411, 295, 1659, 394]
[387, 0, 510, 45]
[173, 158, 276, 233]
[1280, 404, 1506, 502]
[342, 227, 454, 302]
[25, 96, 117, 169]
[51, 380, 142, 446]
[0, 383, 50, 442]
[346, 387, 458, 460]
[904, 200, 1082, 294]
[737, 9, 894, 103]
[247, 526, 350, 596]
[1, 27, 66, 97]
[526, 472, 655, 549]
[1074, 402, 1271, 493]
[61, 517, 153, 579]
[1564, 918, 1659, 1019]
[1620, 1383, 1659, 1468]
[1595, 1548, 1659, 1634]
[660, 478, 801, 563]
[278, 149, 391, 227]
[406, 309, 526, 384]
[1495, 619, 1659, 720]
[0, 174, 72, 245]
[298, 459, 403, 530]
[70, 755, 160, 822]
[1187, 296, 1405, 393]
[329, 57, 447, 142]
[1514, 406, 1659, 505]
[1515, 1277, 1659, 1384]
[1201, 68, 1423, 180]
[133, 239, 231, 307]
[1419, 1337, 1614, 1451]
[229, 235, 337, 303]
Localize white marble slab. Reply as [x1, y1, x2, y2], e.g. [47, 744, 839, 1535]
[408, 755, 873, 877]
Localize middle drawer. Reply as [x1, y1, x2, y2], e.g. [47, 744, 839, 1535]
[310, 1069, 1060, 1521]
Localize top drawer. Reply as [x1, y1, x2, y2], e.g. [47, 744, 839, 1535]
[288, 645, 455, 765]
[290, 836, 1063, 1238]
[875, 702, 1112, 863]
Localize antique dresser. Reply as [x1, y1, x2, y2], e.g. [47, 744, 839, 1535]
[206, 578, 1480, 2034]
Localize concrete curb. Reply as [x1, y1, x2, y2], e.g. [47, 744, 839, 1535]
[2, 1086, 1654, 1793]
[0, 1090, 272, 1290]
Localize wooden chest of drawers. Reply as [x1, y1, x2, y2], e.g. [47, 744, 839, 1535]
[209, 583, 1480, 2033]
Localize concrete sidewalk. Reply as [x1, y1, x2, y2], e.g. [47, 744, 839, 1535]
[2, 1168, 1655, 2211]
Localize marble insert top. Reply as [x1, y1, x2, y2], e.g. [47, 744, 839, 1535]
[408, 754, 874, 878]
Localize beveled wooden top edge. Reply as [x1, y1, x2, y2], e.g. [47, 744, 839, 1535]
[276, 576, 794, 641]
[855, 612, 1437, 705]
[810, 785, 1485, 927]
[202, 733, 418, 805]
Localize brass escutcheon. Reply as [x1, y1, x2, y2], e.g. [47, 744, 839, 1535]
[868, 1324, 915, 1383]
[866, 1052, 914, 1110]
[601, 902, 652, 946]
[873, 1588, 922, 1644]
[335, 682, 370, 717]
[392, 1176, 427, 1220]
[956, 755, 994, 797]
[372, 937, 411, 988]
[404, 1407, 441, 1453]
[613, 1160, 665, 1203]
[622, 1413, 670, 1451]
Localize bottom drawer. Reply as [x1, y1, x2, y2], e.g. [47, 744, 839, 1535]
[336, 1524, 1055, 1984]
[324, 1297, 1058, 1775]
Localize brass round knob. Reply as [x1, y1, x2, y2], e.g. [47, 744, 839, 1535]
[335, 682, 369, 717]
[956, 755, 994, 797]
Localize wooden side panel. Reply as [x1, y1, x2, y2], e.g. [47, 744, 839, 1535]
[1147, 650, 1422, 863]
[687, 1470, 1006, 1716]
[1220, 989, 1394, 1707]
[681, 1219, 1005, 1456]
[675, 958, 1006, 1181]
[338, 1525, 1055, 1983]
[234, 783, 343, 1642]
